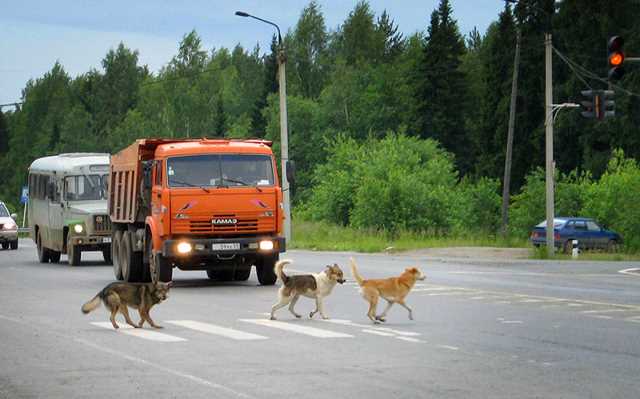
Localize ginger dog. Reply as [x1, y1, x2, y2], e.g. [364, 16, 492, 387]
[350, 257, 425, 323]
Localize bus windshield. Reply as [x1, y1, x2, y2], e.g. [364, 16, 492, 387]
[65, 174, 108, 201]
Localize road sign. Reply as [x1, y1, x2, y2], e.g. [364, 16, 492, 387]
[20, 186, 29, 204]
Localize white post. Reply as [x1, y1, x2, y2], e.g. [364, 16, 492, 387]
[277, 48, 292, 244]
[544, 33, 555, 257]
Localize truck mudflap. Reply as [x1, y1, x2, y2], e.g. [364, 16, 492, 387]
[161, 236, 285, 258]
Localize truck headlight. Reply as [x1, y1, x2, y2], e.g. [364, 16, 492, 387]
[3, 222, 16, 230]
[177, 242, 192, 254]
[259, 240, 274, 251]
[73, 224, 84, 234]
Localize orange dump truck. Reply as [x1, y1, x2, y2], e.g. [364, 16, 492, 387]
[108, 138, 286, 285]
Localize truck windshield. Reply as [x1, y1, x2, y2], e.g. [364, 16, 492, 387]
[167, 154, 274, 188]
[0, 203, 9, 217]
[65, 174, 108, 201]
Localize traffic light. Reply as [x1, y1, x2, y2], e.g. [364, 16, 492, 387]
[580, 90, 615, 120]
[600, 90, 615, 119]
[580, 90, 596, 119]
[608, 36, 625, 81]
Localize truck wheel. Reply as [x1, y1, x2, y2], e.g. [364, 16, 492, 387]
[234, 267, 252, 281]
[112, 231, 123, 280]
[67, 236, 81, 266]
[37, 231, 50, 263]
[10, 240, 18, 250]
[607, 240, 619, 253]
[257, 254, 278, 286]
[49, 251, 61, 263]
[1, 243, 8, 250]
[151, 252, 172, 283]
[121, 231, 143, 282]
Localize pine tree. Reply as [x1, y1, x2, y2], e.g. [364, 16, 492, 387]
[414, 0, 471, 173]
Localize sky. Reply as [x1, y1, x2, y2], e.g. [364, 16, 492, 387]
[0, 0, 505, 106]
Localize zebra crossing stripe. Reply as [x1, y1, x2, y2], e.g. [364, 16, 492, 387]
[239, 319, 353, 338]
[90, 322, 187, 342]
[166, 320, 268, 340]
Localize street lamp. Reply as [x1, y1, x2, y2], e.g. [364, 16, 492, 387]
[235, 11, 292, 245]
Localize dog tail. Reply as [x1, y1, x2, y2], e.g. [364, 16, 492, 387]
[350, 257, 365, 286]
[274, 259, 292, 284]
[81, 294, 101, 314]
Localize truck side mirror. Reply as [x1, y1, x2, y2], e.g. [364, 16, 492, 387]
[10, 213, 17, 220]
[286, 160, 296, 184]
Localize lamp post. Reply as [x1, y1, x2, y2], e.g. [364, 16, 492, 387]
[235, 11, 292, 245]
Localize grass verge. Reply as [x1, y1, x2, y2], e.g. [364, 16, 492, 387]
[290, 220, 528, 253]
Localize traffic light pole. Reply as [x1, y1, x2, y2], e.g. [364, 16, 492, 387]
[544, 33, 555, 257]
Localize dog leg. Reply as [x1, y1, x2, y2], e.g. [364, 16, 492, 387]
[398, 300, 413, 320]
[109, 306, 120, 329]
[288, 295, 302, 318]
[270, 291, 292, 320]
[315, 297, 329, 320]
[367, 295, 380, 324]
[142, 309, 163, 329]
[120, 306, 140, 328]
[376, 300, 394, 322]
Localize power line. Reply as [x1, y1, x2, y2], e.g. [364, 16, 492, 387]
[553, 46, 640, 98]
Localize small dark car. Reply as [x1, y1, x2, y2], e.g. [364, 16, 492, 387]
[530, 217, 622, 253]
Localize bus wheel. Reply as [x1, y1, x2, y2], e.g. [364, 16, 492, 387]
[67, 236, 81, 266]
[37, 231, 50, 263]
[49, 251, 61, 263]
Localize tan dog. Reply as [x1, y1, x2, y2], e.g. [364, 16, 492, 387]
[270, 259, 346, 320]
[350, 257, 425, 323]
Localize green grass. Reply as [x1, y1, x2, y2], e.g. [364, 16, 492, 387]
[290, 220, 528, 253]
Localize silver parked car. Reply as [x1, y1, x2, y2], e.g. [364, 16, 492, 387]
[0, 201, 18, 250]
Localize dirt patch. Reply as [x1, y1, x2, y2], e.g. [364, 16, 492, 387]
[397, 246, 530, 260]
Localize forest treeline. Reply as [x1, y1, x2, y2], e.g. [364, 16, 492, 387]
[1, 0, 639, 244]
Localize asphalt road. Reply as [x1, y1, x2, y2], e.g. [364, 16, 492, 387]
[1, 238, 639, 399]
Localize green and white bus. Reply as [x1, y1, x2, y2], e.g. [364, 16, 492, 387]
[28, 153, 112, 265]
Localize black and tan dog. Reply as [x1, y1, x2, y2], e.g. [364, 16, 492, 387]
[81, 281, 171, 329]
[270, 259, 346, 320]
[350, 257, 425, 323]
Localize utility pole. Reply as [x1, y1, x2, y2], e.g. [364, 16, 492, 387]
[501, 29, 521, 237]
[544, 33, 555, 257]
[235, 11, 292, 244]
[277, 48, 292, 244]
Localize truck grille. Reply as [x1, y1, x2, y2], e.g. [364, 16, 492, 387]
[189, 217, 259, 233]
[94, 215, 112, 233]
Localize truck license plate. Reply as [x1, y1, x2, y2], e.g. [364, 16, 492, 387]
[103, 237, 112, 243]
[212, 243, 240, 251]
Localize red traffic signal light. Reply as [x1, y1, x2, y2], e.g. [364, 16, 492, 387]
[608, 36, 625, 81]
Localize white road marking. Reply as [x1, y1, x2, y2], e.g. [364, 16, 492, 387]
[90, 322, 187, 342]
[588, 315, 613, 320]
[396, 336, 425, 343]
[567, 303, 584, 307]
[470, 296, 485, 300]
[619, 268, 640, 276]
[239, 319, 353, 338]
[166, 320, 268, 340]
[362, 329, 395, 337]
[321, 319, 421, 336]
[437, 345, 460, 351]
[625, 316, 640, 323]
[581, 309, 628, 314]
